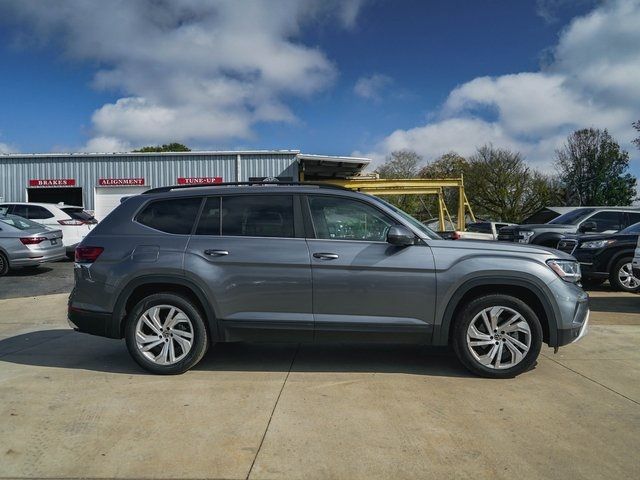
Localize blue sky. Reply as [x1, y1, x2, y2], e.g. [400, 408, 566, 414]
[0, 0, 638, 177]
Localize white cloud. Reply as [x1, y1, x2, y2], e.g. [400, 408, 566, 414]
[366, 0, 640, 171]
[1, 0, 367, 151]
[0, 142, 17, 154]
[354, 74, 392, 100]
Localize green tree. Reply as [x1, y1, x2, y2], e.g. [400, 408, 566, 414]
[556, 128, 636, 206]
[633, 120, 640, 150]
[418, 151, 468, 178]
[419, 152, 469, 219]
[134, 142, 191, 152]
[465, 145, 563, 223]
[375, 150, 422, 216]
[375, 150, 421, 178]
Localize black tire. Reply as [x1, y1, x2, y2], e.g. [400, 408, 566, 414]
[580, 277, 606, 288]
[0, 252, 8, 276]
[609, 257, 640, 293]
[452, 294, 543, 378]
[125, 293, 209, 374]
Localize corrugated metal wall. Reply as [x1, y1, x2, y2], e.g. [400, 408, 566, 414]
[0, 153, 298, 209]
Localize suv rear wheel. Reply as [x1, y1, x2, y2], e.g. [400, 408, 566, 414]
[610, 257, 640, 292]
[125, 293, 209, 374]
[0, 252, 8, 276]
[452, 294, 543, 378]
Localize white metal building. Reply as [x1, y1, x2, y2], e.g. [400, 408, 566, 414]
[0, 150, 370, 220]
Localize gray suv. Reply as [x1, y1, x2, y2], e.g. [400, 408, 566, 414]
[69, 183, 589, 378]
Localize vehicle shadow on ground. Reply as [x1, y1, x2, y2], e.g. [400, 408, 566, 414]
[585, 285, 640, 314]
[5, 266, 54, 277]
[0, 329, 475, 378]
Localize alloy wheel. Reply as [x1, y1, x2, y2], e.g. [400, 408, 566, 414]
[466, 306, 532, 370]
[135, 305, 194, 365]
[618, 262, 640, 290]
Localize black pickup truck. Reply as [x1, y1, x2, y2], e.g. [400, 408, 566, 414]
[498, 207, 640, 247]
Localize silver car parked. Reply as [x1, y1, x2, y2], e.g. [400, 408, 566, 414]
[0, 214, 65, 276]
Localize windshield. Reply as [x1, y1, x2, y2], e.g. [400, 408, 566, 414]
[368, 195, 442, 239]
[548, 208, 595, 225]
[619, 222, 640, 234]
[0, 214, 44, 231]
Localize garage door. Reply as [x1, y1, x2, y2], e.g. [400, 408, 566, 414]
[28, 187, 84, 206]
[94, 186, 148, 221]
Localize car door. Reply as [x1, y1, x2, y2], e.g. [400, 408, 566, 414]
[184, 193, 313, 340]
[304, 194, 436, 342]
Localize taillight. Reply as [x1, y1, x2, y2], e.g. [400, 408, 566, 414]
[75, 246, 104, 263]
[20, 237, 47, 245]
[451, 232, 461, 240]
[58, 219, 85, 225]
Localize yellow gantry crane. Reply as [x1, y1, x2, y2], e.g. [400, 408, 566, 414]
[317, 177, 475, 231]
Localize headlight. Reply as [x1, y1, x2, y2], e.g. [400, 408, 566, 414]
[580, 239, 615, 249]
[547, 259, 581, 283]
[518, 230, 535, 243]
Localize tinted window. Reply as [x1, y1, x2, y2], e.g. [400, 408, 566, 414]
[0, 204, 10, 215]
[588, 211, 623, 232]
[28, 205, 54, 220]
[467, 222, 492, 234]
[221, 195, 294, 238]
[12, 205, 28, 218]
[309, 195, 393, 241]
[627, 212, 640, 226]
[195, 197, 221, 235]
[549, 208, 596, 225]
[62, 207, 96, 223]
[137, 197, 202, 234]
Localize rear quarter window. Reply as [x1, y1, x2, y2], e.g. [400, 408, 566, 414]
[136, 197, 202, 234]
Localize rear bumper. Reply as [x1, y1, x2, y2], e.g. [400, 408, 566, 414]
[68, 305, 118, 338]
[11, 250, 66, 267]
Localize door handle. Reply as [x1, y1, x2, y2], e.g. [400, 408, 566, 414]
[313, 252, 339, 260]
[204, 249, 229, 256]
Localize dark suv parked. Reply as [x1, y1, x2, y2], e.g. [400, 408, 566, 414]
[69, 183, 589, 378]
[557, 222, 640, 292]
[498, 207, 640, 247]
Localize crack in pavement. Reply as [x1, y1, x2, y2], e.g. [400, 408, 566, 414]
[541, 352, 640, 406]
[245, 343, 300, 480]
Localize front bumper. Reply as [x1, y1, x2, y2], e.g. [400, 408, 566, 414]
[556, 309, 590, 346]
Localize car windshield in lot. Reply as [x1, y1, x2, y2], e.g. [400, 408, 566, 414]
[61, 207, 97, 224]
[548, 208, 595, 225]
[368, 195, 442, 239]
[0, 214, 44, 231]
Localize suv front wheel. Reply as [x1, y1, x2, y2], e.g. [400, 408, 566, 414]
[453, 294, 543, 378]
[125, 293, 209, 374]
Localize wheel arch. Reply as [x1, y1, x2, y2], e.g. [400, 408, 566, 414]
[605, 248, 635, 273]
[112, 275, 219, 342]
[434, 277, 559, 348]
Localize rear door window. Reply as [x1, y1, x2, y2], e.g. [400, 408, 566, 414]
[0, 204, 11, 215]
[12, 205, 28, 218]
[28, 205, 54, 220]
[626, 212, 640, 227]
[220, 195, 294, 238]
[137, 197, 202, 234]
[588, 211, 624, 232]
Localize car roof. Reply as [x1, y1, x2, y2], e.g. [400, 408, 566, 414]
[140, 182, 363, 199]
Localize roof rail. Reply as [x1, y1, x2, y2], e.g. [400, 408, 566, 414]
[142, 181, 351, 195]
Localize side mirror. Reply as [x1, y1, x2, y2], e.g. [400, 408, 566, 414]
[579, 221, 597, 233]
[387, 225, 415, 246]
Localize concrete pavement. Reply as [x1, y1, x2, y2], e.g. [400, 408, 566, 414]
[0, 292, 638, 479]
